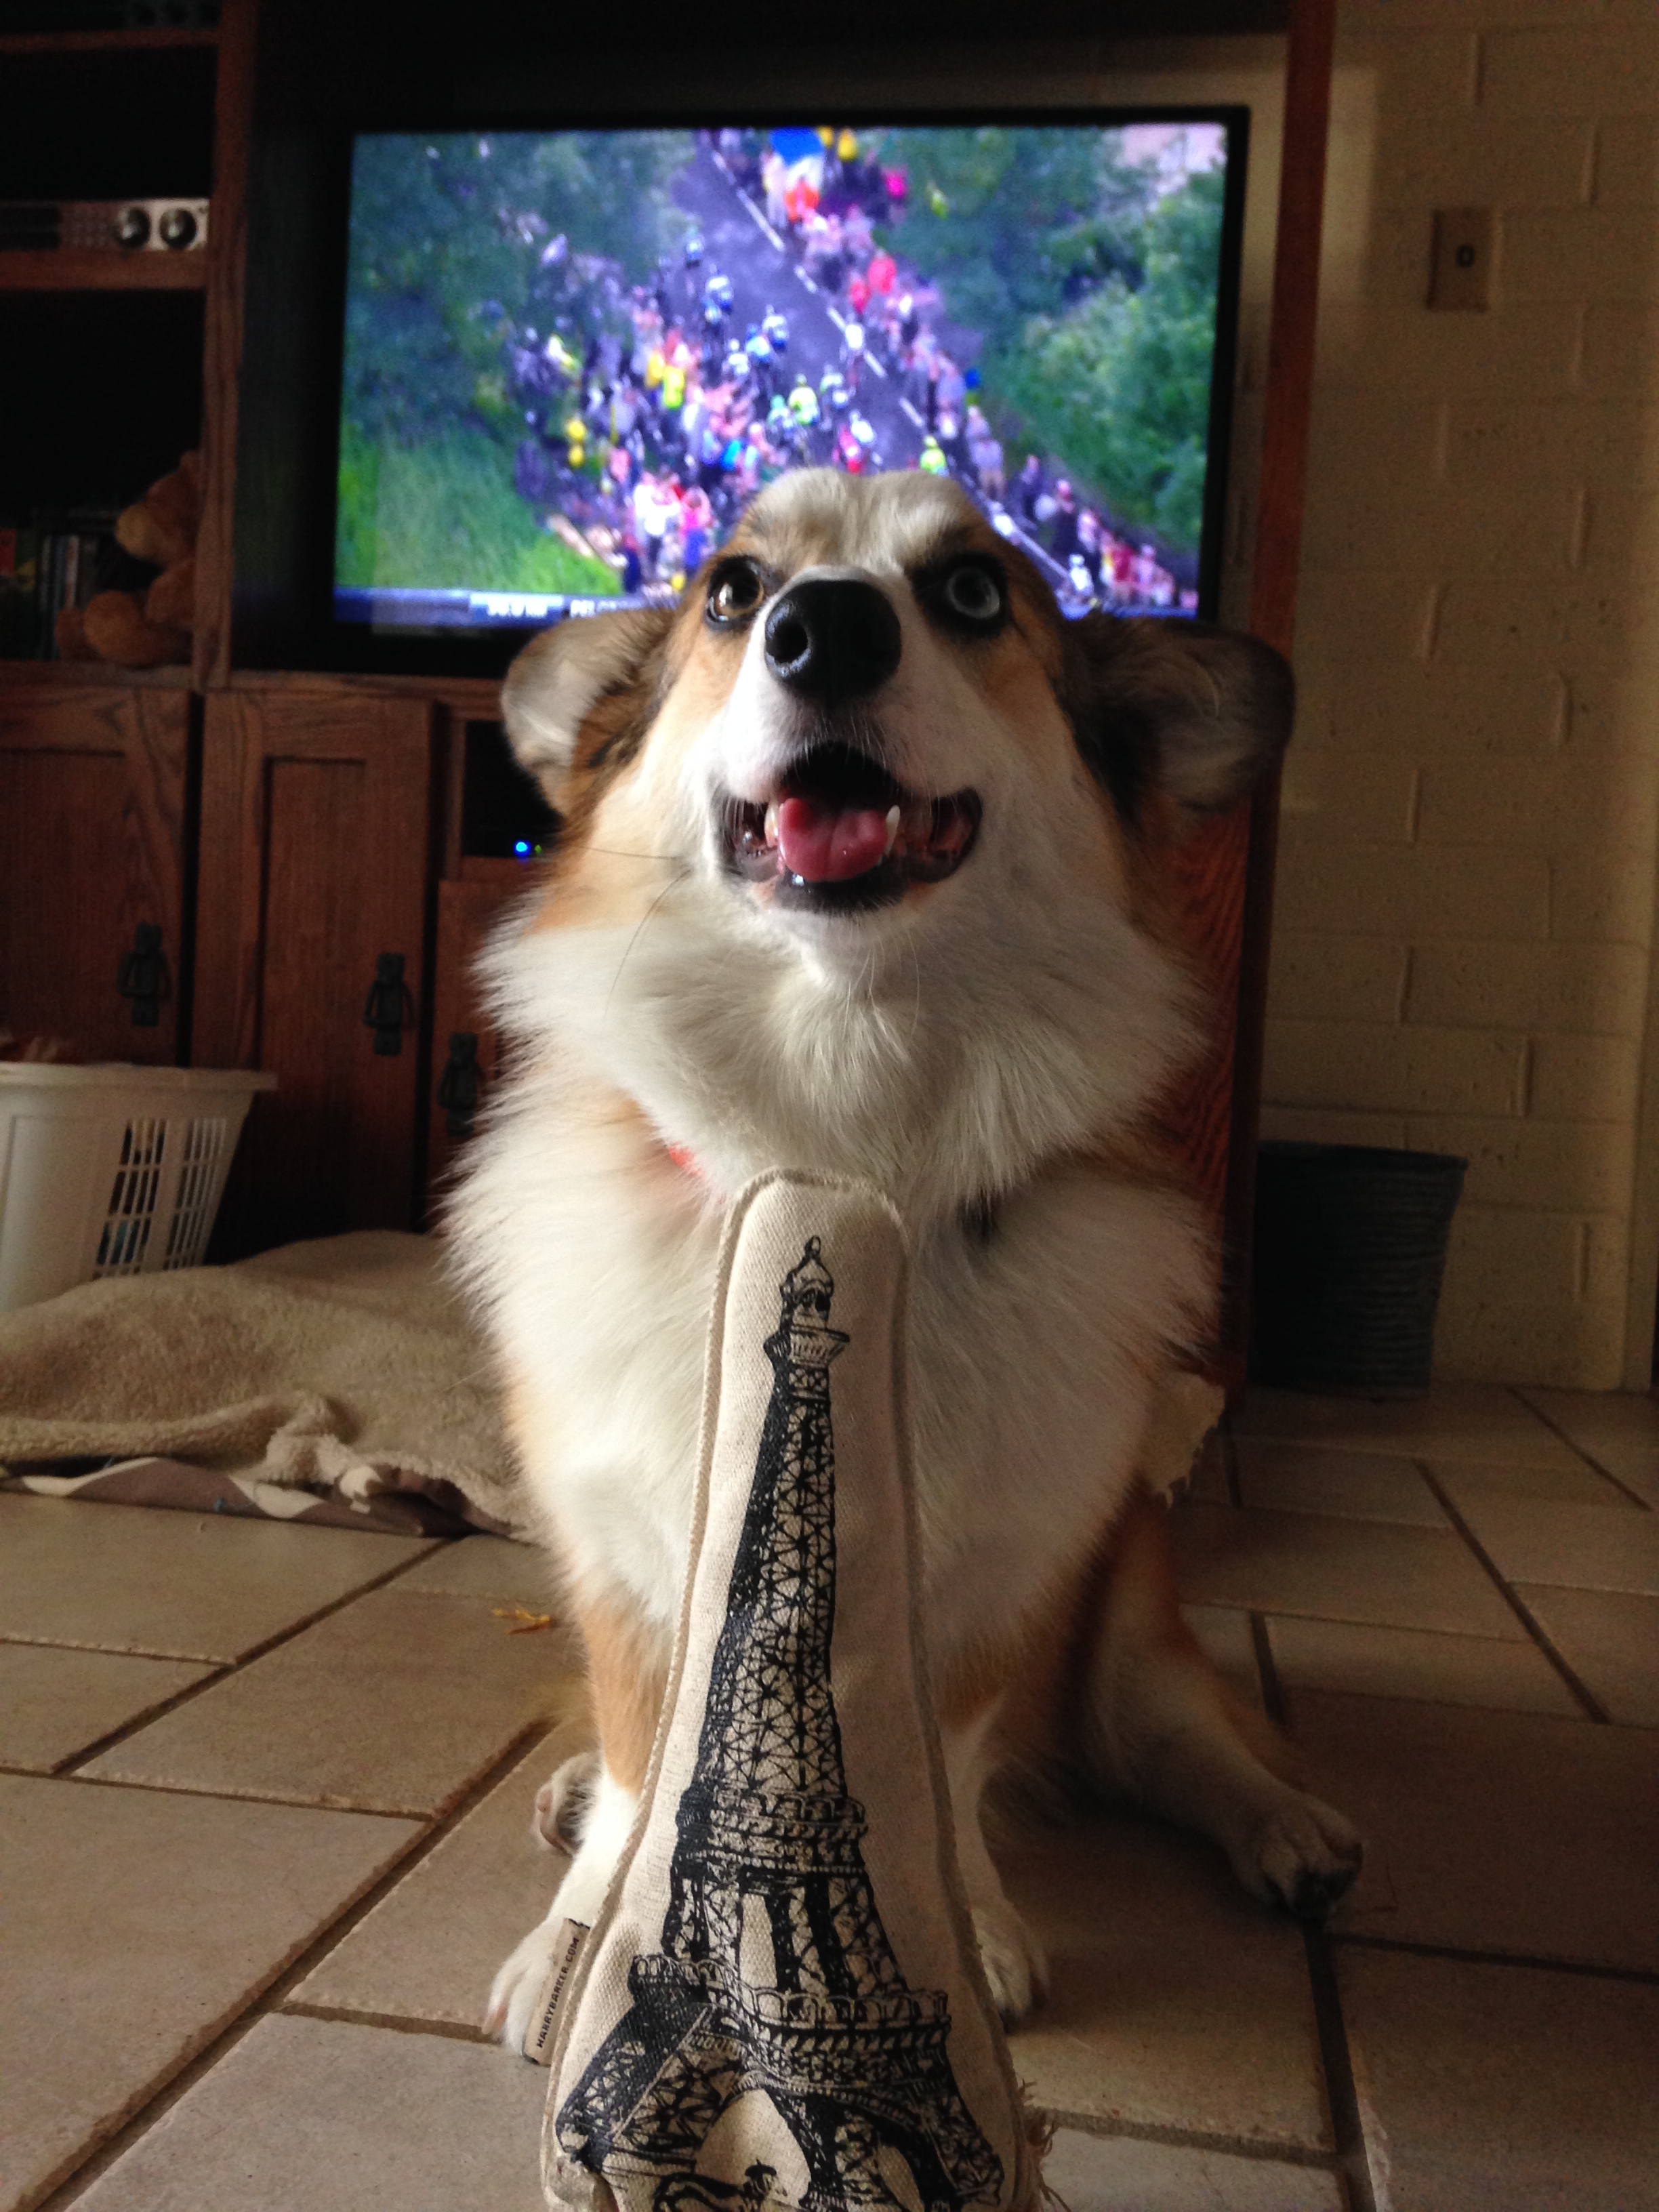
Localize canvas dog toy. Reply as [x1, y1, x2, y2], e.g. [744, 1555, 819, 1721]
[531, 1169, 1042, 2212]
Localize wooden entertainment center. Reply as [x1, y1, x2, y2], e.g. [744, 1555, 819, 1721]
[0, 0, 1334, 1377]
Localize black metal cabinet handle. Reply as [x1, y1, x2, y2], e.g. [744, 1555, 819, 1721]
[117, 922, 169, 1027]
[363, 953, 411, 1056]
[436, 1031, 483, 1136]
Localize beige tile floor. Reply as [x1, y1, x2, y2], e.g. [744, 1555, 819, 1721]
[3, 1383, 1656, 2212]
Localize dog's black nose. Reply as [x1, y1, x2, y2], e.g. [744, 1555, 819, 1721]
[763, 579, 902, 704]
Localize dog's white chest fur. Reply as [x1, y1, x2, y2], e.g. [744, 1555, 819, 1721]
[462, 1061, 1207, 1658]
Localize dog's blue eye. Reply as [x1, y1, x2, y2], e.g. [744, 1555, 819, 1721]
[941, 563, 1003, 623]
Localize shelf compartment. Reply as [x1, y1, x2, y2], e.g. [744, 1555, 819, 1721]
[0, 27, 218, 54]
[0, 247, 207, 290]
[0, 658, 194, 689]
[0, 43, 216, 203]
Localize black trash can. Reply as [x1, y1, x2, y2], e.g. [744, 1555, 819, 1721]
[1250, 1142, 1467, 1398]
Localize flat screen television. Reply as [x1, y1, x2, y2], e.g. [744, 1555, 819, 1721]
[333, 114, 1247, 640]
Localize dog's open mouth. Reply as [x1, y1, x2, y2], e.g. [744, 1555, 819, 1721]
[722, 743, 981, 912]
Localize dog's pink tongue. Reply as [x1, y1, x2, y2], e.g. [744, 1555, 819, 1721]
[775, 795, 891, 882]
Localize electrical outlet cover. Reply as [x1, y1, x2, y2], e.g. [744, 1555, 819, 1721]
[1429, 207, 1495, 311]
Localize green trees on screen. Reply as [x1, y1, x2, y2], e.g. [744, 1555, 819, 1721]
[880, 128, 1225, 556]
[342, 132, 691, 449]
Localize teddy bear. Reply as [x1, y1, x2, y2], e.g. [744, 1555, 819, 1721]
[56, 449, 201, 669]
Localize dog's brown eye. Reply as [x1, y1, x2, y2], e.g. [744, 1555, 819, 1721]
[707, 560, 766, 626]
[940, 561, 1004, 626]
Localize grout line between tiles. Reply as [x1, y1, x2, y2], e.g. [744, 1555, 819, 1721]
[34, 1717, 558, 2212]
[0, 1633, 222, 1657]
[1414, 1461, 1611, 1723]
[1221, 1420, 1245, 1507]
[1032, 2110, 1343, 2170]
[44, 1664, 235, 1773]
[0, 1765, 424, 1819]
[273, 1717, 560, 1983]
[1250, 1612, 1376, 2211]
[0, 1633, 237, 1660]
[0, 1540, 466, 1772]
[1249, 1610, 1283, 1720]
[1304, 1927, 1379, 2212]
[278, 1999, 492, 2044]
[42, 1768, 449, 1820]
[1332, 1931, 1659, 1987]
[49, 1539, 467, 1778]
[1505, 1387, 1656, 1511]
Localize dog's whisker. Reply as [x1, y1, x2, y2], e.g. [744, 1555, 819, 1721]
[581, 846, 692, 865]
[603, 869, 690, 1018]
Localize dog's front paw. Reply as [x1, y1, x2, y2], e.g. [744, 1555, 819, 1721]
[972, 1898, 1048, 2026]
[484, 1916, 575, 2054]
[531, 1748, 600, 1853]
[1240, 1788, 1364, 1920]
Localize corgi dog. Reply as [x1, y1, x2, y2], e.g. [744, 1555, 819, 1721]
[450, 470, 1362, 2051]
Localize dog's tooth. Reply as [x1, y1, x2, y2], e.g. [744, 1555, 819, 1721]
[884, 804, 901, 857]
[763, 802, 779, 847]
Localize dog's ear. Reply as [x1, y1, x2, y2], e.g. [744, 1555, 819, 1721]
[500, 607, 674, 810]
[1061, 613, 1293, 830]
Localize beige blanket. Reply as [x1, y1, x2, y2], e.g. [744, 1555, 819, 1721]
[0, 1232, 528, 1537]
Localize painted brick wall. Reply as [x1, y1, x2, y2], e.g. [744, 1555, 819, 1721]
[1261, 0, 1659, 1387]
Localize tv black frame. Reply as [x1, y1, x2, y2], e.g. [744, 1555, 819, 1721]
[258, 102, 1250, 682]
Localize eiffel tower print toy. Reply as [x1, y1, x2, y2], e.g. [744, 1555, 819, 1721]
[553, 1223, 1008, 2212]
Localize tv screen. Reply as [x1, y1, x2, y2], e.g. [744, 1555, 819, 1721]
[334, 117, 1246, 636]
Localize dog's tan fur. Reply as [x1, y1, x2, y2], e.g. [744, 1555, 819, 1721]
[451, 472, 1360, 2047]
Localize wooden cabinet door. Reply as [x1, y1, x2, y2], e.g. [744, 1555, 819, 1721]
[0, 684, 189, 1064]
[426, 860, 532, 1204]
[195, 689, 434, 1248]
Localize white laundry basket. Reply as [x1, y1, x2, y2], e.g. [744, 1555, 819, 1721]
[0, 1064, 277, 1313]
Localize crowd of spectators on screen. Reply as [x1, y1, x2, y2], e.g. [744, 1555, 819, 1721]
[501, 127, 1188, 612]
